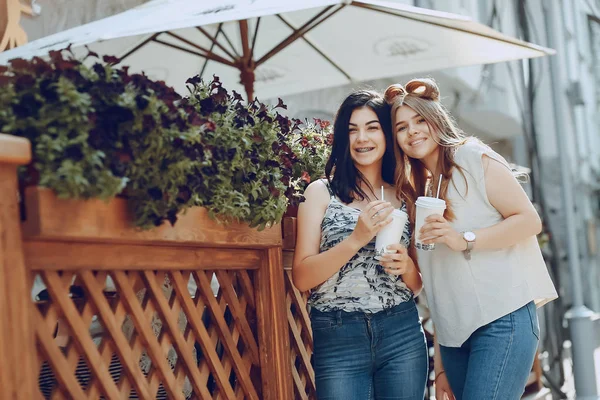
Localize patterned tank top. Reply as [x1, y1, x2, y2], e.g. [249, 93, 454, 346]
[307, 181, 414, 313]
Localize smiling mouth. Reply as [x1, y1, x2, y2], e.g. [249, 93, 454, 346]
[355, 147, 375, 153]
[409, 138, 426, 147]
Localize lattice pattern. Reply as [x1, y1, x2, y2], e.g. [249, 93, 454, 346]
[284, 269, 315, 400]
[32, 269, 261, 400]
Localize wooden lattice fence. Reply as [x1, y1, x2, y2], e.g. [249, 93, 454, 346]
[0, 134, 292, 399]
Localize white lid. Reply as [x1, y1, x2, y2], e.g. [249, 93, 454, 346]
[416, 196, 446, 209]
[391, 209, 408, 218]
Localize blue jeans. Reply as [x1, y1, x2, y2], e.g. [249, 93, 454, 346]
[439, 301, 540, 400]
[311, 299, 428, 400]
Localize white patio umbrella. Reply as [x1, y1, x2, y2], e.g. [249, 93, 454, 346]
[0, 0, 554, 99]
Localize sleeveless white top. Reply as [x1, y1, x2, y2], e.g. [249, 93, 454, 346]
[418, 139, 558, 347]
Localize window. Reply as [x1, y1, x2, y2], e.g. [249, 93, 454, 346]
[589, 17, 600, 121]
[413, 0, 435, 9]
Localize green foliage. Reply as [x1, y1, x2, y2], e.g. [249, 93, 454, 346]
[0, 49, 332, 231]
[0, 49, 205, 228]
[285, 118, 333, 203]
[0, 55, 127, 199]
[183, 76, 295, 230]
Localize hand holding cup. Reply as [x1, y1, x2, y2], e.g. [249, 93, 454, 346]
[379, 244, 412, 275]
[350, 200, 394, 248]
[415, 196, 446, 250]
[419, 214, 466, 252]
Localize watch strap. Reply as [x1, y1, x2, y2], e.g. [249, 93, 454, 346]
[462, 231, 474, 260]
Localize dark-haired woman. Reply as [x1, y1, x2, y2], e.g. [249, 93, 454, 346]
[292, 90, 428, 400]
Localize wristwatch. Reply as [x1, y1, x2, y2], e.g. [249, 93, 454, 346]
[462, 231, 476, 260]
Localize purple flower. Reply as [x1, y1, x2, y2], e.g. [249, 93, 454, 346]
[135, 95, 150, 110]
[147, 187, 163, 200]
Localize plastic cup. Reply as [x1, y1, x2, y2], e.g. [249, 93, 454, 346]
[375, 209, 409, 260]
[415, 196, 446, 251]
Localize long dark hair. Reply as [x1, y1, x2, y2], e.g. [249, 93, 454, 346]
[325, 90, 396, 204]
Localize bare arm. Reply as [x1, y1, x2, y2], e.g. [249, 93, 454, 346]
[401, 257, 422, 294]
[472, 155, 542, 249]
[292, 180, 393, 292]
[433, 331, 455, 400]
[420, 155, 542, 252]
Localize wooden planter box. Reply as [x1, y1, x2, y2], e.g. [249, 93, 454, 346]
[22, 187, 282, 248]
[22, 187, 282, 273]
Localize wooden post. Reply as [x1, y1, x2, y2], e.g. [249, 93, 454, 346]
[256, 247, 293, 400]
[0, 134, 35, 399]
[0, 0, 8, 47]
[0, 0, 30, 52]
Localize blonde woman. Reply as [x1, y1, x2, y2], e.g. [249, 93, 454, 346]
[384, 79, 558, 400]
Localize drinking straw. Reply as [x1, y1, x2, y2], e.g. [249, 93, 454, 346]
[381, 186, 385, 201]
[436, 174, 443, 199]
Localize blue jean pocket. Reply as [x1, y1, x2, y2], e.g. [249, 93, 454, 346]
[525, 301, 540, 340]
[310, 316, 337, 331]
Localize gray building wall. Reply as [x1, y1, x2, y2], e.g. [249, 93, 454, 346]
[19, 0, 150, 42]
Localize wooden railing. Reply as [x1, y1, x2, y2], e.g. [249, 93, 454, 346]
[0, 134, 293, 399]
[0, 134, 36, 399]
[282, 218, 316, 400]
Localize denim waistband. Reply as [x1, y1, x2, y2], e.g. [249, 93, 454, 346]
[310, 298, 416, 323]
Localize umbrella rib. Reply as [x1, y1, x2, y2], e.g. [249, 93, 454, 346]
[353, 2, 549, 54]
[218, 28, 242, 59]
[119, 33, 159, 62]
[152, 38, 236, 67]
[197, 24, 237, 61]
[256, 4, 346, 67]
[162, 31, 236, 66]
[250, 17, 261, 61]
[275, 14, 352, 82]
[200, 24, 224, 79]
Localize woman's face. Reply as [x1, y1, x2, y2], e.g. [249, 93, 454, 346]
[348, 107, 386, 167]
[394, 105, 438, 161]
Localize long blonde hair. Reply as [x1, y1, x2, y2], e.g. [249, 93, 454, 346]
[384, 78, 468, 222]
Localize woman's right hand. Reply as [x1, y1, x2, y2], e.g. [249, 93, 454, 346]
[350, 200, 394, 248]
[435, 371, 455, 400]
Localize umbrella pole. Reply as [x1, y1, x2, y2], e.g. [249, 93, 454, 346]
[241, 67, 255, 102]
[239, 20, 255, 101]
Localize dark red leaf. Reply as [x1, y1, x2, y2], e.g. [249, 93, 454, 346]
[301, 171, 311, 183]
[231, 90, 244, 102]
[275, 97, 287, 110]
[84, 45, 99, 60]
[102, 55, 121, 65]
[9, 58, 29, 69]
[186, 75, 202, 85]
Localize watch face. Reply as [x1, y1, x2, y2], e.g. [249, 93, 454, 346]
[464, 231, 476, 242]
